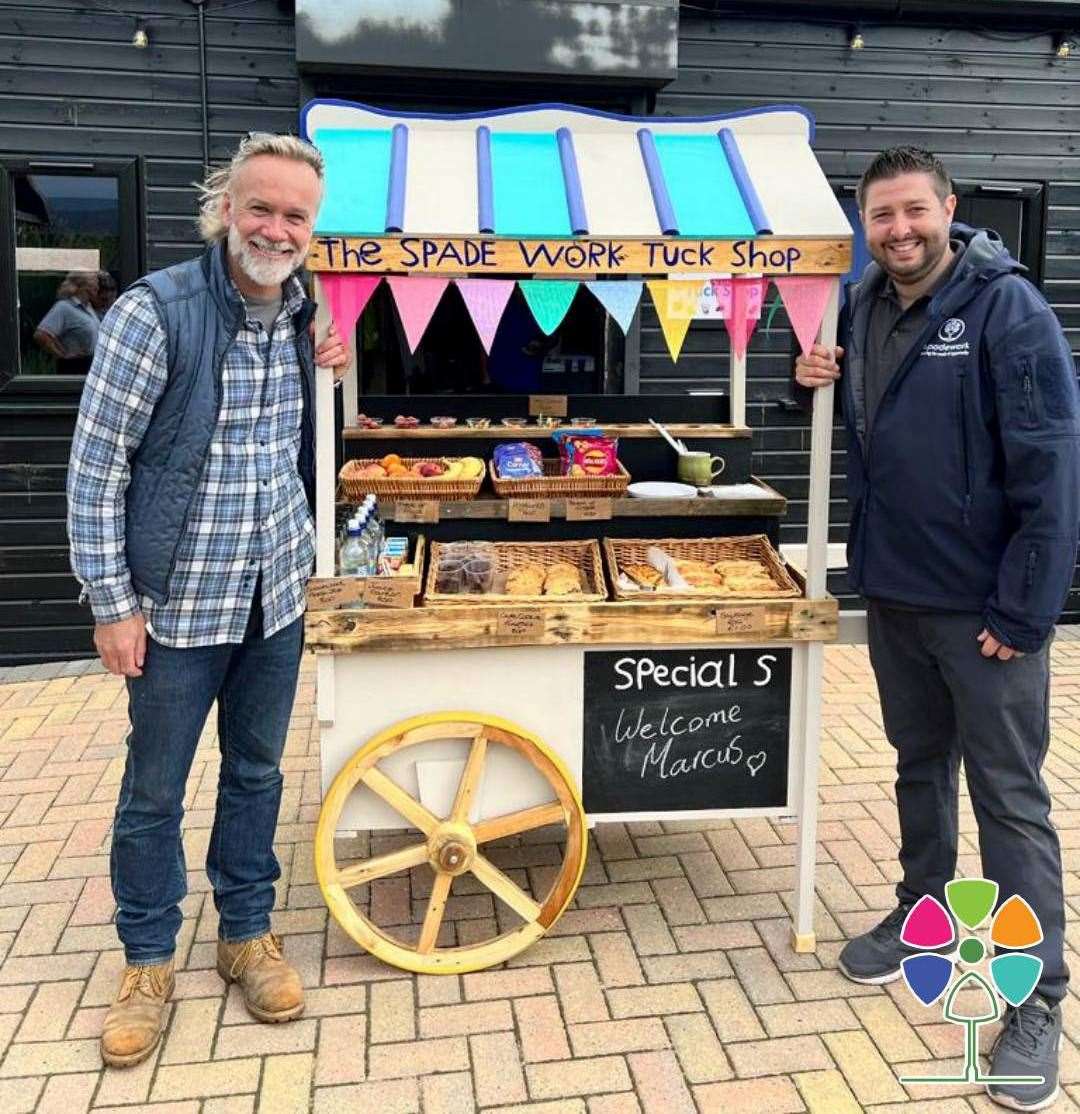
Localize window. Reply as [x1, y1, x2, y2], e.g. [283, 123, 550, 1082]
[0, 157, 143, 388]
[834, 178, 1046, 302]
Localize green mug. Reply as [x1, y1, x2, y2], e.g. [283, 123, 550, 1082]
[677, 451, 726, 486]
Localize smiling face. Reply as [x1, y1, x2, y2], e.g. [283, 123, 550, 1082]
[221, 154, 322, 296]
[861, 171, 957, 288]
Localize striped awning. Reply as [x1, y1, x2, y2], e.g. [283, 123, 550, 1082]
[300, 101, 851, 242]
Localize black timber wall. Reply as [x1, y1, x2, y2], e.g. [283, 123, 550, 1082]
[0, 0, 298, 664]
[652, 14, 1080, 618]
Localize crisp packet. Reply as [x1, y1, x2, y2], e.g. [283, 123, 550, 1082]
[561, 434, 620, 476]
[494, 441, 543, 479]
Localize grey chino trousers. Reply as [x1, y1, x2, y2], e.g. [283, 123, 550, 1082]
[867, 601, 1068, 1004]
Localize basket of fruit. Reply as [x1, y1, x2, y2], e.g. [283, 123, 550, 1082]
[339, 454, 486, 500]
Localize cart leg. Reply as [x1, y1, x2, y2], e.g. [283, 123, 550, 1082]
[792, 640, 823, 953]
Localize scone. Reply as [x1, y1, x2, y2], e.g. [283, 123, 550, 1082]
[506, 563, 545, 595]
[543, 562, 582, 596]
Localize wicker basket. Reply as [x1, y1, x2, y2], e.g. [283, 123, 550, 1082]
[489, 459, 631, 499]
[339, 458, 484, 501]
[603, 535, 801, 601]
[424, 540, 607, 606]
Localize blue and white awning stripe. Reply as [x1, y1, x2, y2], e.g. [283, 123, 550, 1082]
[301, 100, 851, 241]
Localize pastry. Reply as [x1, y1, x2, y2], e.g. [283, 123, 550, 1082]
[506, 563, 545, 595]
[674, 558, 723, 589]
[543, 562, 582, 596]
[623, 563, 663, 590]
[712, 559, 767, 579]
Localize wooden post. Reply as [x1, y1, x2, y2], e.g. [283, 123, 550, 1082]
[311, 275, 338, 727]
[791, 277, 840, 953]
[342, 343, 359, 429]
[729, 348, 746, 428]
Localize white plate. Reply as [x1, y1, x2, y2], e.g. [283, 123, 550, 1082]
[627, 481, 698, 499]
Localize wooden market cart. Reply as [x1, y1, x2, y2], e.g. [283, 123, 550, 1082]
[302, 99, 850, 974]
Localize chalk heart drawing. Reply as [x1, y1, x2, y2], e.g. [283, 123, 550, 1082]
[897, 879, 1046, 1087]
[745, 751, 767, 778]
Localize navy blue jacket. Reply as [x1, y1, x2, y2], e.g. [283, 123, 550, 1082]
[125, 243, 317, 603]
[842, 223, 1080, 652]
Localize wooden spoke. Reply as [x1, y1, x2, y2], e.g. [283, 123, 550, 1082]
[451, 732, 488, 823]
[473, 801, 567, 843]
[471, 855, 542, 922]
[418, 871, 452, 954]
[361, 767, 439, 835]
[335, 843, 429, 890]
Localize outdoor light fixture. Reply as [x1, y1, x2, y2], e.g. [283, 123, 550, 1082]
[849, 28, 865, 51]
[1055, 35, 1072, 59]
[132, 24, 149, 49]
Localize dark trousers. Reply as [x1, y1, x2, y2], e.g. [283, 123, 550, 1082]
[868, 601, 1068, 1004]
[111, 592, 303, 964]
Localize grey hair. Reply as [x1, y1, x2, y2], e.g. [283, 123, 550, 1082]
[57, 271, 98, 300]
[196, 132, 325, 243]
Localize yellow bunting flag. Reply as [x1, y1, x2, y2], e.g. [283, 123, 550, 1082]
[646, 280, 700, 362]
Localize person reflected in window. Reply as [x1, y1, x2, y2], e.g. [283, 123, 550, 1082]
[93, 270, 118, 318]
[33, 271, 100, 373]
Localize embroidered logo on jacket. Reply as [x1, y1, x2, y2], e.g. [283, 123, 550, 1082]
[923, 318, 970, 358]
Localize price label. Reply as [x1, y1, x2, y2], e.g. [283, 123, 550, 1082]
[306, 577, 364, 608]
[528, 394, 568, 418]
[566, 497, 612, 521]
[394, 500, 439, 523]
[508, 498, 551, 523]
[715, 606, 767, 635]
[362, 577, 416, 609]
[497, 608, 546, 639]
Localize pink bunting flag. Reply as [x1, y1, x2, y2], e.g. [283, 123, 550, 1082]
[455, 279, 515, 353]
[317, 274, 381, 343]
[773, 276, 835, 356]
[387, 276, 449, 353]
[723, 277, 769, 358]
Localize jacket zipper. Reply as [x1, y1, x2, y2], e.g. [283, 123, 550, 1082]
[1021, 365, 1036, 425]
[1026, 547, 1038, 592]
[957, 371, 972, 525]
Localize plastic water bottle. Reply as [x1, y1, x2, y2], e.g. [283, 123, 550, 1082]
[339, 518, 366, 577]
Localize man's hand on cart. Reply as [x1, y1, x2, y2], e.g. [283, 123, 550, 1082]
[311, 320, 351, 385]
[795, 343, 844, 389]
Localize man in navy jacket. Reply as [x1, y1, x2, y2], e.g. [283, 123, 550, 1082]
[797, 147, 1080, 1110]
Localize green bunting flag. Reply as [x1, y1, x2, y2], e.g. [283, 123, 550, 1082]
[519, 280, 579, 335]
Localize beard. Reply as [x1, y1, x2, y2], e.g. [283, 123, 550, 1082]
[227, 224, 304, 288]
[869, 226, 951, 285]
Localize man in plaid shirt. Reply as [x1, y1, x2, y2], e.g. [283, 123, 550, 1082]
[68, 133, 348, 1068]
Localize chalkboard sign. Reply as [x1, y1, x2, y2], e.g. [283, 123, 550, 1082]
[582, 648, 791, 814]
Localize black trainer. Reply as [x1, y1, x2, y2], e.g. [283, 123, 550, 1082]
[838, 903, 915, 984]
[987, 996, 1062, 1111]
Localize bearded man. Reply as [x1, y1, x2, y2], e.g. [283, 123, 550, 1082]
[68, 133, 348, 1067]
[797, 146, 1080, 1110]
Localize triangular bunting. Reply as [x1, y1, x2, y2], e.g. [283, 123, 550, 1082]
[586, 281, 644, 334]
[710, 278, 732, 319]
[455, 279, 515, 354]
[317, 274, 381, 343]
[386, 276, 449, 353]
[519, 280, 579, 335]
[723, 277, 769, 358]
[774, 276, 835, 356]
[646, 280, 700, 362]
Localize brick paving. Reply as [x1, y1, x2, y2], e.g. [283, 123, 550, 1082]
[0, 635, 1078, 1112]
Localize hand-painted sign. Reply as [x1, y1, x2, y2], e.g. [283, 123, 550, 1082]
[307, 236, 850, 277]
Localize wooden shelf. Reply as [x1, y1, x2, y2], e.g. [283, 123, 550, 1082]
[306, 592, 837, 652]
[343, 422, 751, 441]
[339, 478, 786, 520]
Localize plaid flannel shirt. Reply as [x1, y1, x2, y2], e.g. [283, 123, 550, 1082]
[68, 275, 315, 648]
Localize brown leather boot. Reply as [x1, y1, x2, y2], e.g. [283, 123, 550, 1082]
[217, 932, 304, 1022]
[100, 959, 174, 1068]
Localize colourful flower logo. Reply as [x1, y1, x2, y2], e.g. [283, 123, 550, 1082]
[897, 879, 1045, 1087]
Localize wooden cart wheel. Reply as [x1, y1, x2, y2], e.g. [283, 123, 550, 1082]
[316, 710, 587, 974]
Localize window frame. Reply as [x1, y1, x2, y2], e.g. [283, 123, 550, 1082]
[0, 154, 146, 394]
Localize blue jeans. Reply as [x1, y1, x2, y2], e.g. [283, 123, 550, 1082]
[111, 593, 303, 964]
